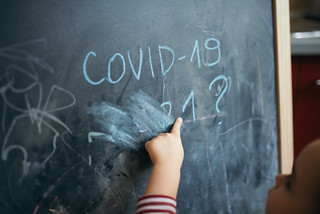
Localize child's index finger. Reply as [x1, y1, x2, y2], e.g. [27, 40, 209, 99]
[171, 117, 183, 136]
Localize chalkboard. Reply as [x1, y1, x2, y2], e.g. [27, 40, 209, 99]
[0, 1, 293, 213]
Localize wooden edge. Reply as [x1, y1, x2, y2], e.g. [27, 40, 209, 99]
[273, 0, 294, 174]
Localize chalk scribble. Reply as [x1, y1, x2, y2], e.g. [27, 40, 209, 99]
[0, 39, 76, 177]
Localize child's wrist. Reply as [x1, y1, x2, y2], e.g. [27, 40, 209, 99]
[144, 164, 181, 198]
[153, 162, 182, 173]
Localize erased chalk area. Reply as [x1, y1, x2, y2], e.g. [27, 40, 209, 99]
[87, 90, 174, 150]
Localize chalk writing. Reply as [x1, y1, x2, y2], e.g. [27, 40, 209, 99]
[204, 38, 221, 67]
[161, 101, 172, 116]
[148, 46, 155, 78]
[83, 37, 221, 86]
[178, 56, 187, 61]
[84, 37, 229, 152]
[209, 75, 229, 125]
[83, 51, 104, 85]
[127, 48, 143, 80]
[159, 46, 175, 76]
[191, 40, 201, 68]
[182, 89, 195, 123]
[108, 53, 126, 84]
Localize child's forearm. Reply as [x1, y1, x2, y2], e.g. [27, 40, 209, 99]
[143, 164, 181, 199]
[142, 117, 183, 199]
[137, 118, 183, 213]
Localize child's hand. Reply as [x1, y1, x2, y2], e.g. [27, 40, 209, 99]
[143, 117, 184, 198]
[145, 117, 184, 170]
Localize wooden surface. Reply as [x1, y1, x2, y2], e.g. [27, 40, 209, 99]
[274, 0, 294, 174]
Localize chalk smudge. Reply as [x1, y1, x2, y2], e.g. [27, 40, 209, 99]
[87, 90, 174, 150]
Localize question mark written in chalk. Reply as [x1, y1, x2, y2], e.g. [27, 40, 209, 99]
[209, 75, 228, 125]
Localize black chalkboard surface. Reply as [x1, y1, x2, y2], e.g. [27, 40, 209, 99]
[0, 1, 279, 213]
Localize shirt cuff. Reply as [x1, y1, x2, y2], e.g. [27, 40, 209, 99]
[136, 195, 177, 214]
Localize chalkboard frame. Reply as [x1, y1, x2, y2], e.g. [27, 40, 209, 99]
[273, 0, 294, 174]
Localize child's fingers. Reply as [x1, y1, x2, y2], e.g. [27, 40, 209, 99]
[145, 134, 165, 152]
[171, 117, 183, 136]
[145, 140, 152, 151]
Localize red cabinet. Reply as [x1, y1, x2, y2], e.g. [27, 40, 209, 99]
[292, 56, 320, 158]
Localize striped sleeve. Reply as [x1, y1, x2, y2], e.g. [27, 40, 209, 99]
[136, 195, 177, 214]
